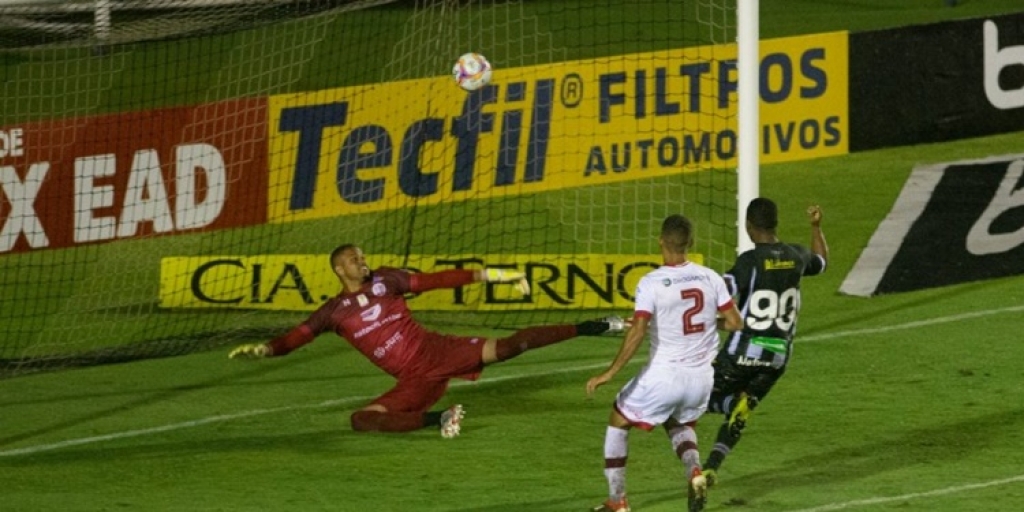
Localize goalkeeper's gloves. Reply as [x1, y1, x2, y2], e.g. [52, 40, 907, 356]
[483, 268, 531, 295]
[228, 343, 270, 359]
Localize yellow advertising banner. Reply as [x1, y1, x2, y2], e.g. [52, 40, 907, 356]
[160, 253, 704, 311]
[267, 32, 848, 222]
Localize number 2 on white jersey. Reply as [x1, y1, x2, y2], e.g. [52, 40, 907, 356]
[680, 288, 705, 335]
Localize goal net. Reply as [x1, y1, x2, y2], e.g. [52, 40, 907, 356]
[0, 0, 745, 377]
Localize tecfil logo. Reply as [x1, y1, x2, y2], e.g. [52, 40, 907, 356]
[984, 20, 1024, 110]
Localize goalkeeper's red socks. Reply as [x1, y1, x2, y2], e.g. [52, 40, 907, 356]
[351, 410, 436, 432]
[492, 320, 617, 361]
[493, 325, 579, 361]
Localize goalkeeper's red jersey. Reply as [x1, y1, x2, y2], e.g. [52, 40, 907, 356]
[298, 267, 473, 377]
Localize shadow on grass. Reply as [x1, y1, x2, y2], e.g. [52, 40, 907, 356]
[0, 325, 287, 379]
[649, 408, 1024, 508]
[0, 351, 373, 408]
[0, 347, 344, 447]
[0, 372, 593, 466]
[0, 360, 604, 454]
[450, 495, 600, 512]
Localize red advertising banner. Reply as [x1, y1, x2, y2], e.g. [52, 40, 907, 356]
[0, 98, 268, 254]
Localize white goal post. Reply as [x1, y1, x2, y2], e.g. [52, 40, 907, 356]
[737, 0, 760, 253]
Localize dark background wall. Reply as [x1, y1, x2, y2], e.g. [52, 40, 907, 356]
[849, 12, 1024, 151]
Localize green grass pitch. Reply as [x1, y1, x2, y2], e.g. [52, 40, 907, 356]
[7, 131, 1023, 512]
[3, 2, 1024, 511]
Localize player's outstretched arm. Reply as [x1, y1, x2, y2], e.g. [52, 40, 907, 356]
[409, 268, 530, 295]
[229, 325, 316, 359]
[807, 205, 829, 265]
[479, 268, 530, 295]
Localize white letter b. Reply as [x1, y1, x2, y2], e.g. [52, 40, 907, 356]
[984, 20, 1024, 110]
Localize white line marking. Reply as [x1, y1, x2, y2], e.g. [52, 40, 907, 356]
[3, 302, 1022, 462]
[798, 304, 1024, 343]
[0, 362, 608, 457]
[785, 474, 1024, 512]
[0, 399, 366, 457]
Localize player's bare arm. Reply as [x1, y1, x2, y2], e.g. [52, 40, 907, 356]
[716, 303, 743, 332]
[587, 316, 648, 397]
[808, 204, 829, 265]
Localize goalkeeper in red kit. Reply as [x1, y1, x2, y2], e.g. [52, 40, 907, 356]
[229, 244, 624, 438]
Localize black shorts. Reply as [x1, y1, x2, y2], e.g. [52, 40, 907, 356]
[711, 351, 786, 403]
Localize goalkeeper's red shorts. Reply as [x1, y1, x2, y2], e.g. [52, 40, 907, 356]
[372, 332, 485, 413]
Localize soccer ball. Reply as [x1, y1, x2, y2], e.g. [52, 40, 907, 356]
[452, 52, 492, 91]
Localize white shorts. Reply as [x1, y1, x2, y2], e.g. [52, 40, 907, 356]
[614, 363, 714, 430]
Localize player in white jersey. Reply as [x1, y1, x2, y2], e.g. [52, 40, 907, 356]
[587, 214, 743, 512]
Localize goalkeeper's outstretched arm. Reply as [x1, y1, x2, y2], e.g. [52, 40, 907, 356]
[229, 324, 315, 359]
[478, 268, 530, 295]
[408, 268, 530, 295]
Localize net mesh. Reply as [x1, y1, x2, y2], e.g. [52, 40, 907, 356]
[0, 0, 740, 377]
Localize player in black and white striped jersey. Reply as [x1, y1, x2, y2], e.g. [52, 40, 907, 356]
[703, 198, 829, 487]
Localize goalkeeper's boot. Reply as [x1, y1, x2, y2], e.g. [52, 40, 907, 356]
[728, 392, 752, 437]
[591, 497, 630, 512]
[440, 404, 465, 439]
[576, 316, 627, 336]
[688, 467, 707, 512]
[703, 468, 719, 488]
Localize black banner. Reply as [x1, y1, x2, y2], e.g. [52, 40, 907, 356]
[841, 154, 1024, 296]
[849, 13, 1024, 151]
